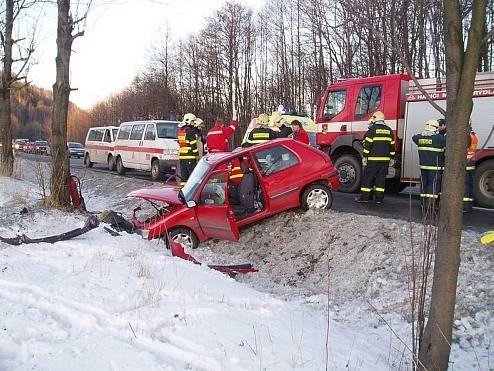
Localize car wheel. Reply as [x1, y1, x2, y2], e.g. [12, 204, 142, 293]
[168, 228, 199, 250]
[151, 159, 164, 181]
[333, 154, 362, 193]
[108, 155, 116, 171]
[473, 159, 494, 208]
[301, 183, 333, 210]
[84, 153, 93, 168]
[116, 156, 127, 175]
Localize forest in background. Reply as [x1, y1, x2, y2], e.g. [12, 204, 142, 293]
[12, 0, 494, 144]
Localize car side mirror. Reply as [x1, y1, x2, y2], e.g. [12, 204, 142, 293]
[186, 200, 196, 208]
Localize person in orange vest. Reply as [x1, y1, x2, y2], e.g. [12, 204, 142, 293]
[177, 113, 199, 185]
[464, 129, 478, 212]
[206, 109, 239, 153]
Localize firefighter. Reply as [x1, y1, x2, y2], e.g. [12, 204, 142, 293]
[412, 119, 446, 210]
[206, 110, 239, 153]
[291, 120, 310, 144]
[276, 117, 293, 138]
[245, 112, 278, 146]
[177, 113, 199, 185]
[438, 118, 447, 135]
[193, 117, 206, 157]
[355, 111, 395, 204]
[464, 129, 478, 212]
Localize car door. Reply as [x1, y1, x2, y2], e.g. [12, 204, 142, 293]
[194, 170, 240, 241]
[252, 145, 302, 212]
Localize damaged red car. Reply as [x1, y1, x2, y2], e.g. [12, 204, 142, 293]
[128, 138, 340, 249]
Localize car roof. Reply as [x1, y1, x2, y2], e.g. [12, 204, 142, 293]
[202, 138, 305, 165]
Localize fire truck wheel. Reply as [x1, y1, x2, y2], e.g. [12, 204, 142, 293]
[84, 153, 93, 168]
[116, 156, 127, 175]
[301, 184, 333, 210]
[151, 159, 164, 181]
[473, 159, 494, 208]
[334, 154, 362, 193]
[107, 155, 116, 171]
[168, 228, 199, 250]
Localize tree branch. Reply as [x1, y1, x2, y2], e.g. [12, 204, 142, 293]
[482, 26, 494, 44]
[71, 30, 84, 42]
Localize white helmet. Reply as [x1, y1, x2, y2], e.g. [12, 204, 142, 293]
[425, 119, 439, 132]
[182, 113, 196, 126]
[194, 117, 204, 128]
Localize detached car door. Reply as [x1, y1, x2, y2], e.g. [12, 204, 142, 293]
[194, 171, 240, 241]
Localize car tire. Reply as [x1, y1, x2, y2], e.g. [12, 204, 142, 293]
[167, 227, 199, 250]
[301, 183, 333, 210]
[151, 159, 164, 181]
[116, 156, 127, 175]
[108, 155, 116, 171]
[473, 159, 494, 208]
[334, 154, 362, 193]
[84, 153, 93, 168]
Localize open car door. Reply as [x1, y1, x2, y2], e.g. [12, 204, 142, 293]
[195, 170, 240, 241]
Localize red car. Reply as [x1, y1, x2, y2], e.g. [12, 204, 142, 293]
[128, 138, 340, 249]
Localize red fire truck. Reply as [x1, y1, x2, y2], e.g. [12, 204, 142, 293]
[316, 73, 494, 208]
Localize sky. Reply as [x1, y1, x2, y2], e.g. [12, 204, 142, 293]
[25, 0, 264, 110]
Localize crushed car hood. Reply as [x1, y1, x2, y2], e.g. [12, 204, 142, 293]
[127, 186, 182, 205]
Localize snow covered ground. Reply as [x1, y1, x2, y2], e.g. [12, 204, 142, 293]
[0, 159, 492, 370]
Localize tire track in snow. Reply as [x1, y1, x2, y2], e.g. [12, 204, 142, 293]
[0, 280, 223, 371]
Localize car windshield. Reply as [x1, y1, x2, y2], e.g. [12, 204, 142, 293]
[156, 122, 178, 139]
[69, 143, 84, 148]
[181, 159, 212, 202]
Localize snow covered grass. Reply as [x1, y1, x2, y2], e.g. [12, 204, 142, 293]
[1, 161, 493, 370]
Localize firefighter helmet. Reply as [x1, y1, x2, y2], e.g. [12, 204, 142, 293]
[258, 113, 269, 125]
[182, 113, 196, 126]
[370, 111, 385, 122]
[270, 111, 282, 125]
[194, 118, 204, 128]
[425, 119, 439, 132]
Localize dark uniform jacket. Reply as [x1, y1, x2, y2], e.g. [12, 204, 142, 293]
[245, 126, 277, 146]
[412, 132, 446, 170]
[278, 125, 293, 138]
[177, 126, 199, 160]
[362, 121, 395, 163]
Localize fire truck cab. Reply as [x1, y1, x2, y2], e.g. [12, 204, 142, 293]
[316, 73, 494, 209]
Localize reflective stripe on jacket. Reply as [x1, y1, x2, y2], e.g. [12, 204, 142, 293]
[245, 126, 277, 146]
[178, 126, 199, 160]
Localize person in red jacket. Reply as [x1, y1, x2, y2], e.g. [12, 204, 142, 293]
[291, 120, 310, 145]
[206, 111, 239, 153]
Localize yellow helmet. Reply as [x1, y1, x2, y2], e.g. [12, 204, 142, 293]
[182, 113, 196, 125]
[258, 113, 269, 125]
[194, 117, 204, 128]
[370, 111, 385, 122]
[425, 119, 439, 132]
[269, 111, 282, 126]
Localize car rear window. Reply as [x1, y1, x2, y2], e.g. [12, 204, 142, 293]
[69, 143, 83, 148]
[156, 122, 178, 139]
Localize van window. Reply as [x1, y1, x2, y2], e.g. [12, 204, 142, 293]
[117, 125, 132, 140]
[87, 130, 97, 141]
[130, 124, 145, 140]
[112, 129, 118, 141]
[323, 90, 346, 120]
[144, 124, 156, 140]
[104, 129, 111, 143]
[355, 85, 382, 119]
[156, 122, 178, 139]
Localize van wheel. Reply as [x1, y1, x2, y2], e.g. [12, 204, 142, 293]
[473, 159, 494, 208]
[334, 154, 362, 193]
[108, 155, 116, 171]
[116, 156, 126, 175]
[84, 153, 93, 168]
[167, 227, 199, 250]
[301, 183, 333, 210]
[151, 159, 164, 181]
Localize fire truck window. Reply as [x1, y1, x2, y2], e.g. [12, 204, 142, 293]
[200, 172, 227, 205]
[254, 146, 299, 176]
[323, 90, 346, 120]
[355, 85, 382, 119]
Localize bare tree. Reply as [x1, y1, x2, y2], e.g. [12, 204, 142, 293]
[0, 0, 37, 176]
[50, 0, 89, 207]
[418, 0, 487, 369]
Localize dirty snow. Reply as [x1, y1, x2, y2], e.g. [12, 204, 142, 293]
[0, 157, 493, 370]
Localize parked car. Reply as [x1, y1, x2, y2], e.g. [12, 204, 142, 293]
[24, 142, 36, 154]
[113, 120, 180, 181]
[13, 139, 29, 152]
[68, 142, 85, 158]
[34, 140, 49, 155]
[128, 138, 340, 249]
[84, 126, 119, 170]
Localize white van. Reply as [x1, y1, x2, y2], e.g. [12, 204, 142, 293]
[113, 120, 180, 181]
[84, 126, 120, 170]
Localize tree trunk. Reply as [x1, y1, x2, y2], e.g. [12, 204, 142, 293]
[50, 0, 73, 207]
[0, 0, 14, 177]
[418, 0, 486, 369]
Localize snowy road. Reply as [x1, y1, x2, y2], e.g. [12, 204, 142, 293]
[16, 152, 493, 231]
